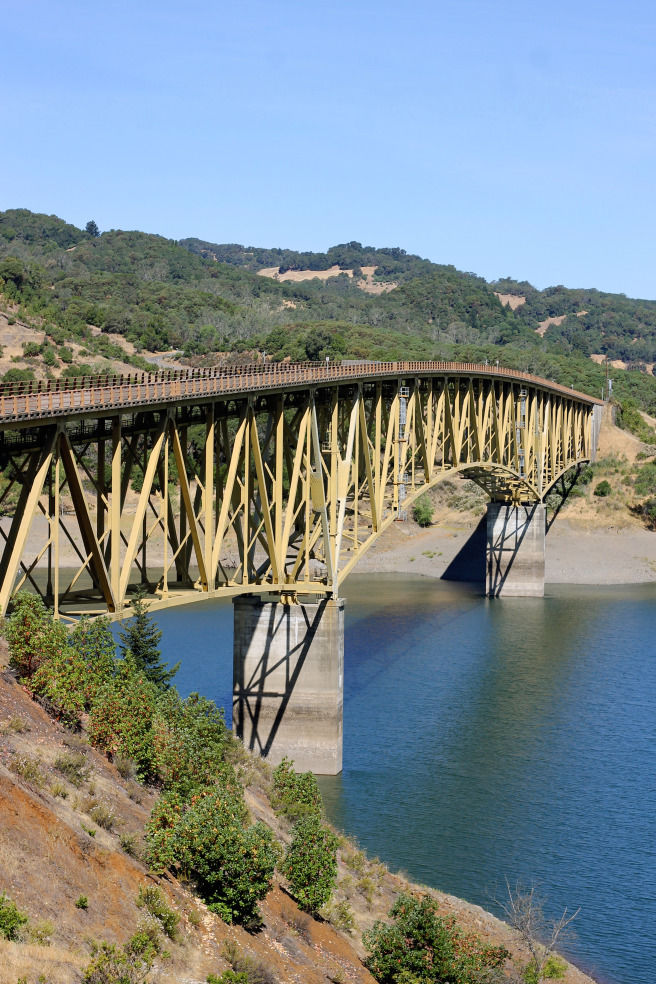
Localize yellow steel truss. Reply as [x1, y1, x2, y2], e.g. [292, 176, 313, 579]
[0, 365, 600, 617]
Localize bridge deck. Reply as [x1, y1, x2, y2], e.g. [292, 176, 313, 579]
[0, 361, 601, 426]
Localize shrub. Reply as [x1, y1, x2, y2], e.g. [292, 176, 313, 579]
[88, 801, 117, 831]
[55, 750, 90, 787]
[363, 893, 510, 984]
[577, 465, 594, 485]
[271, 757, 322, 820]
[523, 954, 567, 983]
[151, 691, 231, 797]
[26, 918, 54, 945]
[115, 754, 137, 781]
[68, 616, 117, 707]
[146, 787, 277, 926]
[31, 644, 88, 726]
[0, 893, 29, 940]
[76, 895, 89, 909]
[633, 496, 656, 529]
[220, 941, 276, 984]
[322, 898, 355, 934]
[10, 753, 45, 786]
[119, 833, 141, 858]
[207, 973, 249, 984]
[594, 480, 612, 497]
[136, 885, 179, 941]
[88, 656, 160, 779]
[1, 716, 30, 733]
[5, 592, 68, 679]
[282, 815, 339, 914]
[412, 494, 434, 527]
[83, 930, 159, 984]
[633, 460, 656, 497]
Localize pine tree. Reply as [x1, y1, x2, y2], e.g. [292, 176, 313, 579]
[118, 591, 178, 688]
[85, 219, 100, 238]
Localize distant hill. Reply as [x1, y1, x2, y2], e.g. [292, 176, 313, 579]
[2, 208, 656, 413]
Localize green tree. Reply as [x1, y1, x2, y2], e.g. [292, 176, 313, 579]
[118, 591, 178, 688]
[85, 219, 100, 238]
[282, 814, 339, 913]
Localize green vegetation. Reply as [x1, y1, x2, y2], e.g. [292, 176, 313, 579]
[594, 480, 612, 497]
[271, 756, 322, 819]
[83, 929, 161, 984]
[616, 399, 656, 443]
[363, 893, 509, 984]
[0, 892, 29, 940]
[118, 590, 179, 688]
[282, 814, 339, 914]
[412, 494, 434, 527]
[136, 885, 179, 941]
[5, 590, 275, 928]
[3, 208, 656, 419]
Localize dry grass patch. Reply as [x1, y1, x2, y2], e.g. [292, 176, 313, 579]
[0, 941, 85, 983]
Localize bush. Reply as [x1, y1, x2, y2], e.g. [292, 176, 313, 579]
[152, 691, 231, 797]
[10, 753, 45, 786]
[146, 787, 277, 926]
[76, 895, 89, 909]
[363, 893, 509, 984]
[82, 930, 159, 984]
[0, 893, 29, 940]
[88, 657, 160, 779]
[271, 757, 322, 820]
[282, 815, 339, 914]
[136, 885, 179, 941]
[5, 593, 67, 679]
[412, 494, 434, 527]
[633, 496, 656, 529]
[31, 645, 88, 726]
[55, 750, 90, 787]
[88, 801, 117, 831]
[594, 480, 612, 497]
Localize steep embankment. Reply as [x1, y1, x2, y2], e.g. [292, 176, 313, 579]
[0, 637, 599, 984]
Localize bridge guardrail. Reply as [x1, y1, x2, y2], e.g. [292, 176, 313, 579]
[0, 361, 602, 423]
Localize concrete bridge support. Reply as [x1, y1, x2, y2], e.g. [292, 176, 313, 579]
[233, 595, 344, 775]
[486, 502, 546, 597]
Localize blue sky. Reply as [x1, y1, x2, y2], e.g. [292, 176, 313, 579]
[2, 0, 655, 298]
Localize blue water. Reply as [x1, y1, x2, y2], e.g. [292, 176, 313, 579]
[151, 576, 656, 984]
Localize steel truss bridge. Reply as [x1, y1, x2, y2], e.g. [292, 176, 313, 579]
[0, 361, 602, 619]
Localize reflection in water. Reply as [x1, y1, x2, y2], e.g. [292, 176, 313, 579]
[154, 575, 656, 984]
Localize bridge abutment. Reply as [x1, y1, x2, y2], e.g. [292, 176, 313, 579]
[232, 595, 344, 775]
[486, 502, 546, 597]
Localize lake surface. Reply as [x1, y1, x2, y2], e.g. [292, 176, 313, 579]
[153, 575, 656, 984]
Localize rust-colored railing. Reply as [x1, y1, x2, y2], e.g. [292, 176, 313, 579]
[0, 361, 602, 423]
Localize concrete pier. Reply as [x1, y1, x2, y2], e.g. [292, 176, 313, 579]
[486, 502, 546, 597]
[233, 595, 344, 775]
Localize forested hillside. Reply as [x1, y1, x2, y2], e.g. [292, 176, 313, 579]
[2, 208, 656, 414]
